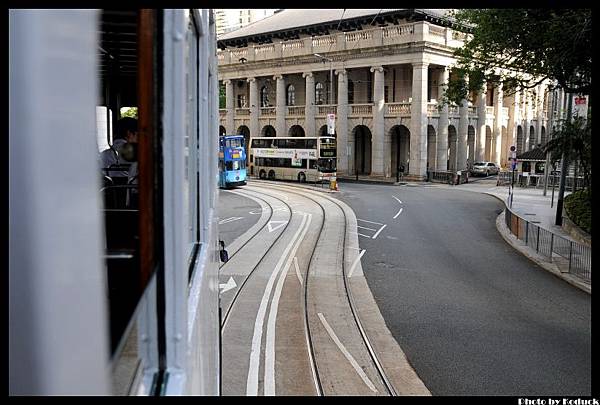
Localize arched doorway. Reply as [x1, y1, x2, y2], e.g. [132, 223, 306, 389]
[288, 125, 305, 137]
[427, 125, 436, 171]
[390, 125, 410, 176]
[261, 125, 276, 137]
[516, 125, 523, 154]
[318, 125, 328, 137]
[529, 125, 535, 150]
[540, 126, 546, 146]
[448, 125, 457, 171]
[467, 125, 475, 167]
[237, 125, 251, 159]
[352, 125, 372, 175]
[219, 125, 226, 136]
[484, 125, 493, 161]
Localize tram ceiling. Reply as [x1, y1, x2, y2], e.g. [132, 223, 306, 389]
[99, 10, 138, 106]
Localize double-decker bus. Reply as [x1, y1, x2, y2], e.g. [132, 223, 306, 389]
[219, 134, 247, 188]
[249, 136, 336, 183]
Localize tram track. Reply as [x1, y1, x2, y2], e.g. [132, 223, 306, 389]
[219, 188, 293, 330]
[252, 181, 396, 396]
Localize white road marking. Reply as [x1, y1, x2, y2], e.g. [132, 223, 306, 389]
[219, 276, 237, 293]
[372, 224, 387, 239]
[249, 208, 267, 215]
[357, 233, 371, 238]
[267, 220, 288, 233]
[264, 214, 312, 396]
[218, 216, 244, 225]
[392, 195, 403, 205]
[356, 225, 377, 231]
[246, 214, 309, 396]
[294, 257, 302, 286]
[317, 313, 378, 393]
[347, 249, 366, 278]
[357, 218, 384, 225]
[393, 207, 404, 219]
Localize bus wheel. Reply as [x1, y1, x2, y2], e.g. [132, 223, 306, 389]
[259, 170, 266, 179]
[298, 172, 306, 183]
[268, 170, 276, 180]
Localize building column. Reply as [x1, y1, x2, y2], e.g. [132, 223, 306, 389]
[274, 74, 286, 137]
[536, 83, 545, 145]
[371, 66, 386, 176]
[436, 67, 449, 171]
[476, 80, 487, 162]
[523, 89, 531, 150]
[303, 72, 315, 137]
[409, 62, 429, 178]
[508, 89, 520, 154]
[224, 79, 234, 134]
[457, 74, 469, 171]
[247, 77, 259, 138]
[493, 82, 503, 165]
[336, 69, 349, 175]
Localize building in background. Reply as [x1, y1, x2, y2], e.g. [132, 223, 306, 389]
[217, 9, 562, 180]
[215, 9, 280, 37]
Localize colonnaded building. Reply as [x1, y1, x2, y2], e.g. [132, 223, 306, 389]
[217, 9, 569, 180]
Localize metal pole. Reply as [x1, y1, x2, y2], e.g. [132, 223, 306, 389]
[555, 90, 573, 226]
[329, 61, 333, 107]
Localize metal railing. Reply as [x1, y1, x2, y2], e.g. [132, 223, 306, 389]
[427, 170, 469, 185]
[504, 207, 591, 283]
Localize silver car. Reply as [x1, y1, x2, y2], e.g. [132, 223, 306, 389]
[470, 161, 499, 176]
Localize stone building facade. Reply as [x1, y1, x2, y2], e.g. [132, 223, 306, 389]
[217, 9, 569, 179]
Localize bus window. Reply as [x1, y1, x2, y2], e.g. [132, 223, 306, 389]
[307, 139, 316, 149]
[309, 159, 318, 169]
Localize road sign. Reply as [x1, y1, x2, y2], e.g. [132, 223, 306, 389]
[327, 113, 335, 134]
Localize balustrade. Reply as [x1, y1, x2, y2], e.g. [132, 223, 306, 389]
[287, 106, 305, 116]
[235, 108, 250, 116]
[282, 39, 304, 52]
[316, 105, 337, 115]
[486, 106, 495, 115]
[386, 102, 411, 115]
[219, 109, 227, 116]
[468, 106, 477, 115]
[349, 104, 373, 116]
[448, 105, 459, 115]
[260, 107, 276, 116]
[427, 102, 439, 115]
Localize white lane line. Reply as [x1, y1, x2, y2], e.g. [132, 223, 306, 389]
[218, 216, 244, 225]
[264, 214, 313, 396]
[294, 256, 302, 286]
[392, 196, 403, 205]
[247, 213, 309, 396]
[393, 207, 404, 219]
[347, 249, 366, 278]
[357, 218, 384, 225]
[372, 224, 387, 239]
[357, 233, 371, 239]
[317, 313, 378, 393]
[356, 225, 377, 231]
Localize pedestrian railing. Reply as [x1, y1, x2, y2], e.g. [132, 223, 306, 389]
[504, 207, 591, 283]
[427, 170, 469, 185]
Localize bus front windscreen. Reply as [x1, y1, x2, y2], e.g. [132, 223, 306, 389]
[319, 138, 336, 158]
[317, 158, 336, 173]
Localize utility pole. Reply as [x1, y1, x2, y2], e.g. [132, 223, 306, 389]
[554, 89, 573, 226]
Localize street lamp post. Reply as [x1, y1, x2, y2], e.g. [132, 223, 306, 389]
[314, 53, 333, 106]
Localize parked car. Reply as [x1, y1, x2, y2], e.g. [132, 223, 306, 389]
[470, 161, 499, 176]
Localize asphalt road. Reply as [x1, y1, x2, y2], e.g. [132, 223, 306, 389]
[218, 188, 261, 247]
[334, 181, 591, 396]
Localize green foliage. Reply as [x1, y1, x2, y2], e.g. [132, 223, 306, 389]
[219, 83, 226, 109]
[444, 9, 592, 105]
[120, 107, 138, 119]
[543, 116, 592, 193]
[564, 189, 591, 235]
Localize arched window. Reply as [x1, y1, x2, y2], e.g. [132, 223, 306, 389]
[286, 84, 295, 106]
[315, 82, 324, 105]
[348, 79, 354, 104]
[260, 86, 269, 107]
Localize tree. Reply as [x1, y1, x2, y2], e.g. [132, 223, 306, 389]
[543, 116, 592, 197]
[120, 107, 138, 119]
[443, 9, 592, 104]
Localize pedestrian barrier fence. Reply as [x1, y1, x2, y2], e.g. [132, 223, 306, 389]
[497, 171, 586, 191]
[427, 170, 469, 185]
[504, 207, 591, 283]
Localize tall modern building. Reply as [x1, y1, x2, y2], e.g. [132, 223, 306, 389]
[215, 9, 279, 37]
[217, 9, 566, 180]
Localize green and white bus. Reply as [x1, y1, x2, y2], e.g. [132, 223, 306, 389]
[249, 136, 336, 183]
